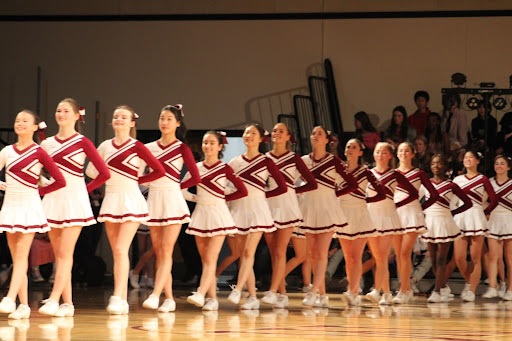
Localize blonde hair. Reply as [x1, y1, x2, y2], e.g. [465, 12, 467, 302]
[115, 105, 137, 138]
[59, 98, 82, 133]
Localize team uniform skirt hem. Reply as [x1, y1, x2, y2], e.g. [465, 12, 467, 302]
[396, 202, 427, 235]
[368, 201, 404, 236]
[186, 202, 237, 237]
[299, 189, 348, 234]
[98, 190, 149, 223]
[292, 226, 306, 239]
[47, 217, 97, 228]
[267, 191, 304, 229]
[454, 207, 488, 237]
[229, 195, 275, 235]
[0, 191, 51, 234]
[488, 213, 512, 240]
[336, 204, 379, 239]
[422, 211, 462, 243]
[146, 188, 191, 226]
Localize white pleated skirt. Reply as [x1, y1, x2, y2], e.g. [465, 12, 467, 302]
[41, 178, 96, 228]
[422, 210, 461, 243]
[267, 189, 303, 229]
[0, 190, 50, 234]
[147, 187, 191, 226]
[335, 202, 378, 240]
[367, 199, 403, 236]
[186, 200, 236, 237]
[396, 200, 427, 234]
[488, 212, 512, 240]
[453, 206, 488, 236]
[229, 195, 275, 234]
[98, 184, 149, 223]
[298, 188, 348, 235]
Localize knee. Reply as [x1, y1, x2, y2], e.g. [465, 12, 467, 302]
[241, 248, 253, 260]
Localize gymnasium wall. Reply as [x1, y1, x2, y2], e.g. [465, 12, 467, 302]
[0, 15, 511, 140]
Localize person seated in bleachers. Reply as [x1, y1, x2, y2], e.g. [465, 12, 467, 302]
[384, 106, 415, 144]
[442, 94, 468, 149]
[409, 91, 431, 137]
[354, 111, 381, 164]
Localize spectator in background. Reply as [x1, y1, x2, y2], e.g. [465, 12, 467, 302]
[425, 112, 450, 156]
[412, 136, 432, 176]
[328, 133, 343, 158]
[471, 101, 498, 153]
[497, 112, 512, 157]
[409, 91, 431, 137]
[442, 94, 468, 149]
[384, 106, 415, 144]
[354, 111, 381, 164]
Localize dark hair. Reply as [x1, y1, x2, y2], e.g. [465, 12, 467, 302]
[161, 105, 187, 141]
[398, 141, 415, 154]
[115, 105, 137, 138]
[59, 98, 82, 133]
[494, 154, 512, 168]
[245, 123, 268, 153]
[424, 112, 444, 150]
[354, 111, 377, 133]
[430, 153, 447, 167]
[17, 109, 42, 143]
[328, 132, 343, 157]
[346, 138, 365, 165]
[385, 105, 409, 142]
[465, 149, 483, 161]
[414, 90, 430, 102]
[203, 130, 226, 159]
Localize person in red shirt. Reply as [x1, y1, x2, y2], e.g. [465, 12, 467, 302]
[409, 91, 431, 137]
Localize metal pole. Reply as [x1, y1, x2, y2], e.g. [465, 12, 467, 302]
[95, 101, 100, 146]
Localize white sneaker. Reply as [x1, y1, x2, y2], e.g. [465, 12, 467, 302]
[341, 291, 360, 306]
[106, 296, 129, 314]
[302, 292, 317, 306]
[365, 289, 381, 303]
[129, 270, 139, 289]
[428, 291, 442, 303]
[462, 290, 475, 302]
[314, 295, 329, 308]
[38, 299, 59, 316]
[227, 286, 241, 305]
[410, 279, 419, 294]
[8, 305, 30, 319]
[0, 297, 16, 313]
[158, 299, 176, 313]
[187, 291, 205, 307]
[202, 298, 219, 311]
[498, 282, 507, 298]
[241, 296, 259, 310]
[461, 283, 470, 296]
[55, 303, 74, 317]
[261, 291, 278, 305]
[482, 287, 498, 299]
[274, 294, 289, 308]
[379, 292, 393, 305]
[440, 286, 454, 298]
[302, 284, 313, 293]
[502, 290, 512, 301]
[392, 291, 407, 304]
[142, 294, 159, 310]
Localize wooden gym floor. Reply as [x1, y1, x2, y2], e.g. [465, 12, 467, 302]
[1, 286, 512, 341]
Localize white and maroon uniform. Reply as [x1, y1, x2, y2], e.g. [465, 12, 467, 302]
[394, 168, 437, 234]
[143, 140, 200, 226]
[367, 168, 418, 236]
[41, 134, 110, 228]
[0, 144, 65, 233]
[335, 166, 384, 240]
[453, 174, 498, 236]
[488, 177, 512, 239]
[421, 179, 472, 243]
[266, 151, 317, 230]
[299, 153, 357, 234]
[86, 138, 164, 223]
[183, 161, 247, 237]
[228, 154, 286, 234]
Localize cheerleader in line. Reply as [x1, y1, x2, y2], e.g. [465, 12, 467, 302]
[184, 131, 248, 311]
[140, 105, 200, 312]
[392, 142, 439, 304]
[261, 123, 317, 308]
[485, 155, 512, 299]
[422, 154, 472, 303]
[365, 142, 418, 305]
[336, 139, 385, 306]
[0, 110, 66, 319]
[300, 126, 357, 307]
[226, 124, 287, 310]
[452, 150, 498, 302]
[86, 105, 165, 314]
[38, 98, 110, 317]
